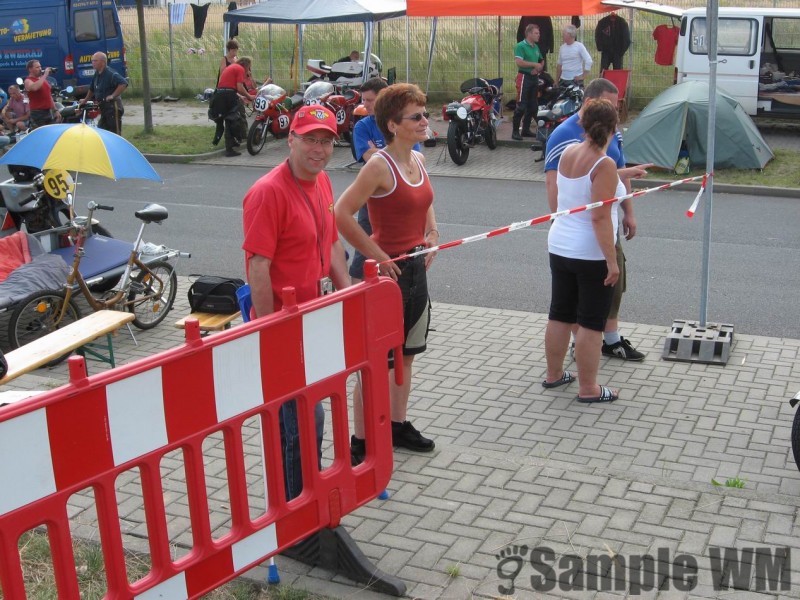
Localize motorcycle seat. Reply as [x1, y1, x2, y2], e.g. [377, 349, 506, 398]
[134, 203, 168, 224]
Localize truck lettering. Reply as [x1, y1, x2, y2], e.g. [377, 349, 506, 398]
[107, 50, 120, 59]
[13, 28, 53, 43]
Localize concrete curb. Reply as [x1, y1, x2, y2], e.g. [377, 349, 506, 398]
[144, 148, 226, 163]
[631, 177, 800, 199]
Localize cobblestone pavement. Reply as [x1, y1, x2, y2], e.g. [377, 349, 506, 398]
[3, 278, 800, 599]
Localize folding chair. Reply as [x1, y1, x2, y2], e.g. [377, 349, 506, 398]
[487, 77, 504, 118]
[601, 69, 631, 122]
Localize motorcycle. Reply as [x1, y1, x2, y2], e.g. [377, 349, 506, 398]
[305, 53, 382, 89]
[58, 86, 100, 125]
[246, 83, 304, 156]
[303, 81, 362, 144]
[443, 78, 501, 166]
[531, 82, 584, 163]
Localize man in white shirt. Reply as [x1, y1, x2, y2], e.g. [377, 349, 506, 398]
[556, 25, 593, 88]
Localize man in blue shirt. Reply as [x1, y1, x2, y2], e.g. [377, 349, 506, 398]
[544, 78, 650, 361]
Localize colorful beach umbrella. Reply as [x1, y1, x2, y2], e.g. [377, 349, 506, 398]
[0, 124, 161, 181]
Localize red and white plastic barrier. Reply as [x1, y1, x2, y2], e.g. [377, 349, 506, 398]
[0, 266, 404, 599]
[384, 175, 710, 264]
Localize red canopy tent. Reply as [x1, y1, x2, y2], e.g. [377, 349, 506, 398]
[406, 0, 610, 17]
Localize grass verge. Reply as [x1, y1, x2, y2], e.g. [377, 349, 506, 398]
[16, 529, 331, 600]
[124, 125, 216, 155]
[643, 148, 800, 188]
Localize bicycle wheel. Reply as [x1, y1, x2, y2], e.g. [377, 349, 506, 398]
[9, 291, 82, 365]
[127, 260, 177, 330]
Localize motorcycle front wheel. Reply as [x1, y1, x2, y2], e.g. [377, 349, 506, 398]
[447, 121, 469, 166]
[485, 120, 498, 150]
[247, 119, 270, 155]
[127, 261, 178, 330]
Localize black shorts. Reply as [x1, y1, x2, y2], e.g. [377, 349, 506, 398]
[548, 252, 614, 332]
[387, 249, 430, 369]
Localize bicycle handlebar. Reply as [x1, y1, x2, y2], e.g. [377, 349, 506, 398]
[97, 204, 115, 211]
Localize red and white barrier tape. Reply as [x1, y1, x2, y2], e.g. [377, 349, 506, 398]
[383, 174, 709, 264]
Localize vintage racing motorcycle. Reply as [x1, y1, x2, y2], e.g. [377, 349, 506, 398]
[443, 78, 501, 166]
[246, 84, 304, 156]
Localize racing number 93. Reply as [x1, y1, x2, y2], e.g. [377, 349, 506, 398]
[43, 169, 75, 201]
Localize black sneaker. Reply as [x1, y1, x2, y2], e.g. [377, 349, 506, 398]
[602, 337, 646, 361]
[511, 132, 523, 141]
[225, 149, 242, 157]
[392, 420, 435, 452]
[350, 435, 365, 466]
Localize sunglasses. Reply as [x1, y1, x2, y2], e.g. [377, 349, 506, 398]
[401, 111, 430, 122]
[291, 132, 335, 147]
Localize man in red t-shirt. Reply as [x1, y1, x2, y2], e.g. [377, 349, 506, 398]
[209, 56, 255, 156]
[24, 60, 62, 129]
[242, 104, 349, 501]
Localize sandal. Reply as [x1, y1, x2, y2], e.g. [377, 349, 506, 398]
[542, 371, 575, 389]
[577, 386, 619, 404]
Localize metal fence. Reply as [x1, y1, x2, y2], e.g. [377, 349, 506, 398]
[119, 0, 800, 108]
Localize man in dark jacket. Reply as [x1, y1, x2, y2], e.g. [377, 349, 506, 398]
[81, 52, 128, 134]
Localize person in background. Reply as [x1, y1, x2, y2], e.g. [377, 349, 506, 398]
[545, 78, 650, 363]
[556, 25, 593, 88]
[24, 60, 62, 129]
[338, 50, 360, 63]
[218, 38, 239, 85]
[81, 52, 128, 134]
[2, 85, 29, 132]
[336, 83, 438, 463]
[242, 105, 350, 501]
[512, 23, 544, 141]
[210, 56, 255, 156]
[543, 98, 623, 403]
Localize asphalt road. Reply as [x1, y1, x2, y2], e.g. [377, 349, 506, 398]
[76, 163, 800, 339]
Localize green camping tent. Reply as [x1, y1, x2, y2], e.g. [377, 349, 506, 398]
[622, 81, 773, 170]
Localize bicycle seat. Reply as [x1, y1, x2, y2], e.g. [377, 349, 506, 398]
[135, 203, 168, 224]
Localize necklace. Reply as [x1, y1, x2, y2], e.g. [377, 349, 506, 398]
[288, 161, 325, 271]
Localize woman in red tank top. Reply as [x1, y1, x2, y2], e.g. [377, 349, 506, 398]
[335, 83, 439, 462]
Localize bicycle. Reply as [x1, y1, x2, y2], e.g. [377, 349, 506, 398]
[8, 201, 184, 355]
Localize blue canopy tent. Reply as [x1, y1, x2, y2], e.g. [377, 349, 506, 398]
[222, 0, 406, 88]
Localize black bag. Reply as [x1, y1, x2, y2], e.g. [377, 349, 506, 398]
[187, 275, 245, 314]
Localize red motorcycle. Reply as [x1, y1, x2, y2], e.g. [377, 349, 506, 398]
[303, 81, 362, 143]
[246, 84, 304, 156]
[443, 78, 501, 165]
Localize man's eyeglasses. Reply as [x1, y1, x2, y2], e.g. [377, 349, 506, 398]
[401, 111, 430, 122]
[291, 132, 335, 147]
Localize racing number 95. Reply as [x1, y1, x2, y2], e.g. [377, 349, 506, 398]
[43, 169, 75, 201]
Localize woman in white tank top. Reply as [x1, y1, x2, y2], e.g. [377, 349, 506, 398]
[543, 99, 624, 404]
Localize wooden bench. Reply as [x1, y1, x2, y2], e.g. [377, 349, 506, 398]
[174, 311, 240, 333]
[0, 310, 135, 386]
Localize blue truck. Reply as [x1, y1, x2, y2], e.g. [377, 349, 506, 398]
[0, 0, 127, 94]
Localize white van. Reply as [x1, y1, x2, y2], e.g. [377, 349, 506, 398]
[602, 1, 800, 116]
